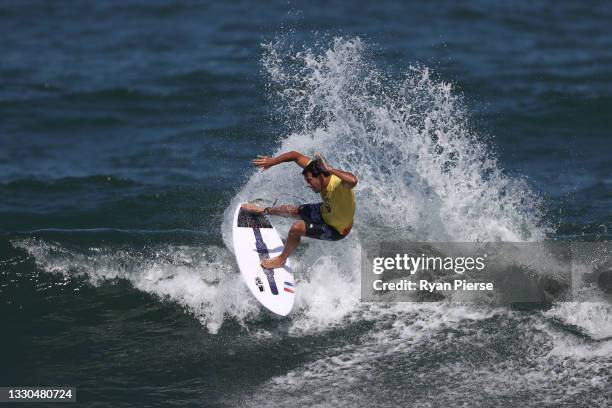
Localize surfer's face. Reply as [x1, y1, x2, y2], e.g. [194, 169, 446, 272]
[303, 173, 322, 192]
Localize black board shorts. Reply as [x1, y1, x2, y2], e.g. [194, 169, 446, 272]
[298, 203, 347, 241]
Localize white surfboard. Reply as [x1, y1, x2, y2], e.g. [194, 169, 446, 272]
[232, 203, 295, 316]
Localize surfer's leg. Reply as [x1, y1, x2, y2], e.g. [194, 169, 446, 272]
[241, 203, 300, 218]
[297, 203, 346, 241]
[265, 205, 300, 218]
[261, 220, 305, 269]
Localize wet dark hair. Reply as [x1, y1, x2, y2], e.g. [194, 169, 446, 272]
[302, 159, 330, 177]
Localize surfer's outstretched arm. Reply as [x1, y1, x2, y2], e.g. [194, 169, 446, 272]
[252, 151, 311, 170]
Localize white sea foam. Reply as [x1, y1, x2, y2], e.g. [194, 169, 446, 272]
[12, 238, 259, 333]
[221, 36, 551, 331]
[544, 302, 612, 341]
[233, 305, 508, 407]
[237, 307, 612, 407]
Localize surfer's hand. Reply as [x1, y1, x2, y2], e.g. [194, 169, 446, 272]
[241, 203, 265, 215]
[314, 152, 331, 172]
[252, 155, 275, 170]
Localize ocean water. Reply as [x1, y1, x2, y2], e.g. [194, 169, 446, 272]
[1, 1, 611, 406]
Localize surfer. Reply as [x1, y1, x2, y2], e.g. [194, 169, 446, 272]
[242, 151, 357, 269]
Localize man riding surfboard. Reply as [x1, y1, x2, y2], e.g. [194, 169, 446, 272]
[241, 151, 357, 269]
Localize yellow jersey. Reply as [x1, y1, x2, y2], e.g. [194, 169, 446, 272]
[320, 174, 356, 235]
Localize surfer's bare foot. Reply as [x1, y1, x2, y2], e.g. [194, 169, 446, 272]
[261, 256, 286, 269]
[241, 203, 264, 215]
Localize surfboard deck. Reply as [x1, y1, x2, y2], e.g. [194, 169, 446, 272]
[232, 203, 295, 316]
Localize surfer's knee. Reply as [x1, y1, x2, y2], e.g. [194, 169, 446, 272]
[289, 220, 306, 237]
